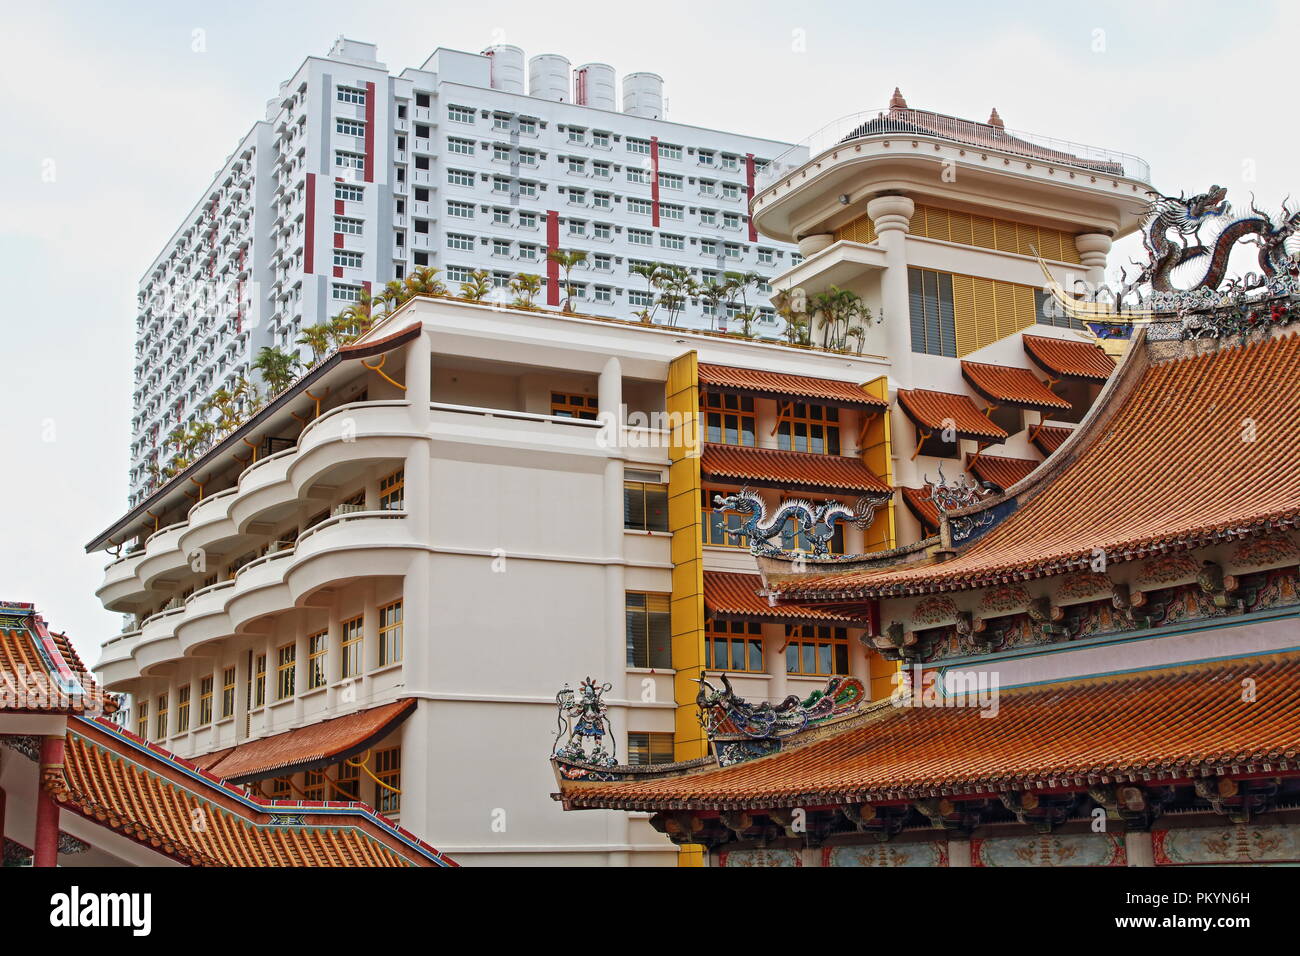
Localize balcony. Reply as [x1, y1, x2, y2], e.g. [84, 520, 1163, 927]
[286, 511, 417, 602]
[96, 551, 150, 612]
[96, 629, 142, 691]
[175, 579, 237, 656]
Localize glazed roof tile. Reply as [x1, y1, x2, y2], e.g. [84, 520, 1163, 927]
[559, 653, 1300, 810]
[0, 603, 116, 716]
[896, 389, 1007, 442]
[1030, 424, 1074, 455]
[704, 571, 857, 623]
[700, 444, 890, 495]
[960, 360, 1071, 412]
[967, 453, 1038, 492]
[899, 486, 941, 533]
[697, 363, 888, 410]
[1023, 333, 1116, 382]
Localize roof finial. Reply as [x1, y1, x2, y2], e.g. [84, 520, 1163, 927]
[889, 87, 908, 109]
[987, 107, 1004, 129]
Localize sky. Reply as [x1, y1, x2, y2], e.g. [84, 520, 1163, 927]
[3, 0, 1298, 663]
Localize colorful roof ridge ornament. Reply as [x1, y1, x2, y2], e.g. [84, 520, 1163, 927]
[553, 677, 617, 769]
[925, 464, 996, 542]
[713, 489, 884, 557]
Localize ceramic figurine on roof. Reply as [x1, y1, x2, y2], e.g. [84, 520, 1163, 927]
[713, 489, 885, 558]
[553, 677, 618, 767]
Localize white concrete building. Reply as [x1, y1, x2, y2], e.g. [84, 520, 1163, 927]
[129, 37, 802, 505]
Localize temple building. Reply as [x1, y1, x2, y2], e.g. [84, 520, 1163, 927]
[549, 189, 1300, 865]
[0, 602, 451, 866]
[84, 94, 1154, 865]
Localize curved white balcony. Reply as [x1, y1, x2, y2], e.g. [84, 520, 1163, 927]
[288, 401, 420, 495]
[136, 522, 191, 591]
[175, 579, 237, 657]
[96, 551, 150, 612]
[96, 629, 142, 691]
[133, 607, 185, 675]
[428, 402, 606, 459]
[229, 447, 298, 533]
[177, 486, 240, 560]
[287, 511, 419, 603]
[227, 549, 295, 632]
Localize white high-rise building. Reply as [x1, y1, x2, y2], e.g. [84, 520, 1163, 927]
[129, 37, 803, 506]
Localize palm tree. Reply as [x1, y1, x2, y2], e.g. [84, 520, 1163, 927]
[252, 346, 301, 397]
[630, 262, 664, 322]
[654, 266, 695, 327]
[459, 269, 492, 301]
[697, 278, 729, 331]
[296, 325, 332, 364]
[811, 285, 873, 350]
[406, 266, 446, 298]
[509, 273, 544, 310]
[547, 249, 588, 310]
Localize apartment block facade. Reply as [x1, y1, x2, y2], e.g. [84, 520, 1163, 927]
[129, 37, 802, 506]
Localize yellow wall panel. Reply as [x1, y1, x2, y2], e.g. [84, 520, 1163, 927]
[858, 376, 896, 553]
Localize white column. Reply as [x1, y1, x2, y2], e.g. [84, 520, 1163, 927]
[599, 356, 630, 856]
[1124, 829, 1154, 867]
[866, 194, 915, 385]
[1074, 233, 1113, 290]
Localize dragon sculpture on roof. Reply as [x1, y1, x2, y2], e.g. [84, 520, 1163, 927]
[712, 489, 885, 557]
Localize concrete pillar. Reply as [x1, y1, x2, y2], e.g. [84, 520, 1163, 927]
[600, 357, 630, 856]
[405, 330, 433, 412]
[866, 194, 915, 384]
[797, 233, 834, 258]
[1074, 233, 1112, 290]
[34, 735, 64, 868]
[948, 834, 971, 867]
[1124, 829, 1154, 867]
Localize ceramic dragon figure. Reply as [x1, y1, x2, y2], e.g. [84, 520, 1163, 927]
[712, 489, 883, 556]
[1137, 185, 1300, 293]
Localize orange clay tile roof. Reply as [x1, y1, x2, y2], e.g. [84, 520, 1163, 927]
[1023, 333, 1116, 382]
[967, 453, 1038, 491]
[700, 444, 890, 495]
[773, 330, 1300, 599]
[0, 603, 117, 716]
[1030, 424, 1074, 455]
[960, 360, 1071, 412]
[899, 486, 940, 533]
[558, 653, 1300, 810]
[197, 698, 416, 783]
[49, 716, 453, 866]
[896, 388, 1007, 441]
[697, 363, 888, 410]
[705, 571, 858, 623]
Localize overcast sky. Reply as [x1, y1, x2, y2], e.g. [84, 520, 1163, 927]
[3, 0, 1297, 663]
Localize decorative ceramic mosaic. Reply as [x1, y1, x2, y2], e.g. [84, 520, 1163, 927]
[824, 841, 948, 867]
[1154, 823, 1300, 865]
[972, 833, 1126, 867]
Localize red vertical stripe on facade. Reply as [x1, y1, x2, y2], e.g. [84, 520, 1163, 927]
[745, 153, 758, 241]
[650, 136, 661, 228]
[364, 81, 376, 183]
[335, 199, 345, 215]
[546, 210, 561, 306]
[304, 173, 316, 274]
[335, 233, 344, 249]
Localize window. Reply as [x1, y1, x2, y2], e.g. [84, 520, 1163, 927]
[335, 216, 363, 235]
[269, 778, 291, 800]
[658, 172, 683, 190]
[723, 212, 741, 230]
[493, 113, 512, 130]
[135, 701, 148, 739]
[593, 131, 611, 148]
[699, 180, 717, 196]
[492, 177, 511, 193]
[626, 137, 651, 155]
[627, 732, 674, 766]
[700, 239, 717, 256]
[493, 144, 512, 162]
[593, 192, 612, 209]
[627, 167, 649, 185]
[660, 234, 684, 250]
[519, 244, 538, 261]
[254, 653, 266, 707]
[568, 157, 585, 174]
[724, 243, 742, 260]
[198, 675, 213, 725]
[303, 770, 326, 801]
[341, 616, 364, 678]
[625, 592, 672, 669]
[698, 149, 715, 166]
[758, 248, 775, 265]
[448, 137, 475, 156]
[551, 392, 598, 420]
[627, 198, 652, 216]
[155, 693, 168, 739]
[176, 685, 190, 733]
[335, 184, 363, 202]
[624, 479, 668, 532]
[518, 181, 537, 197]
[628, 228, 652, 246]
[493, 207, 512, 225]
[568, 220, 586, 237]
[276, 644, 296, 700]
[378, 601, 403, 666]
[785, 625, 849, 676]
[335, 151, 365, 170]
[568, 188, 586, 205]
[722, 183, 740, 200]
[445, 264, 472, 283]
[592, 253, 612, 270]
[447, 201, 475, 219]
[337, 87, 366, 105]
[567, 126, 586, 143]
[518, 118, 537, 135]
[518, 212, 537, 229]
[594, 285, 613, 303]
[447, 233, 474, 251]
[447, 104, 475, 124]
[336, 118, 365, 137]
[1035, 288, 1085, 331]
[333, 284, 362, 301]
[332, 760, 360, 800]
[658, 143, 683, 161]
[306, 631, 328, 690]
[702, 392, 756, 446]
[518, 149, 538, 167]
[777, 403, 841, 455]
[629, 289, 654, 308]
[697, 485, 739, 545]
[592, 161, 611, 178]
[374, 748, 401, 813]
[661, 204, 684, 221]
[221, 666, 236, 718]
[706, 618, 763, 672]
[334, 250, 362, 269]
[908, 267, 957, 357]
[447, 168, 474, 187]
[721, 154, 740, 170]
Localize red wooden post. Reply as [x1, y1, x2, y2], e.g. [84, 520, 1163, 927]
[33, 735, 64, 867]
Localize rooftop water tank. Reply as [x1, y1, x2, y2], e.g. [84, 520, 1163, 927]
[529, 54, 571, 102]
[482, 44, 525, 94]
[622, 72, 664, 119]
[574, 63, 616, 110]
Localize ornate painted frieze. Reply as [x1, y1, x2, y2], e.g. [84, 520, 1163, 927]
[1154, 823, 1300, 865]
[1230, 534, 1300, 574]
[823, 840, 949, 867]
[972, 833, 1126, 867]
[718, 847, 801, 867]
